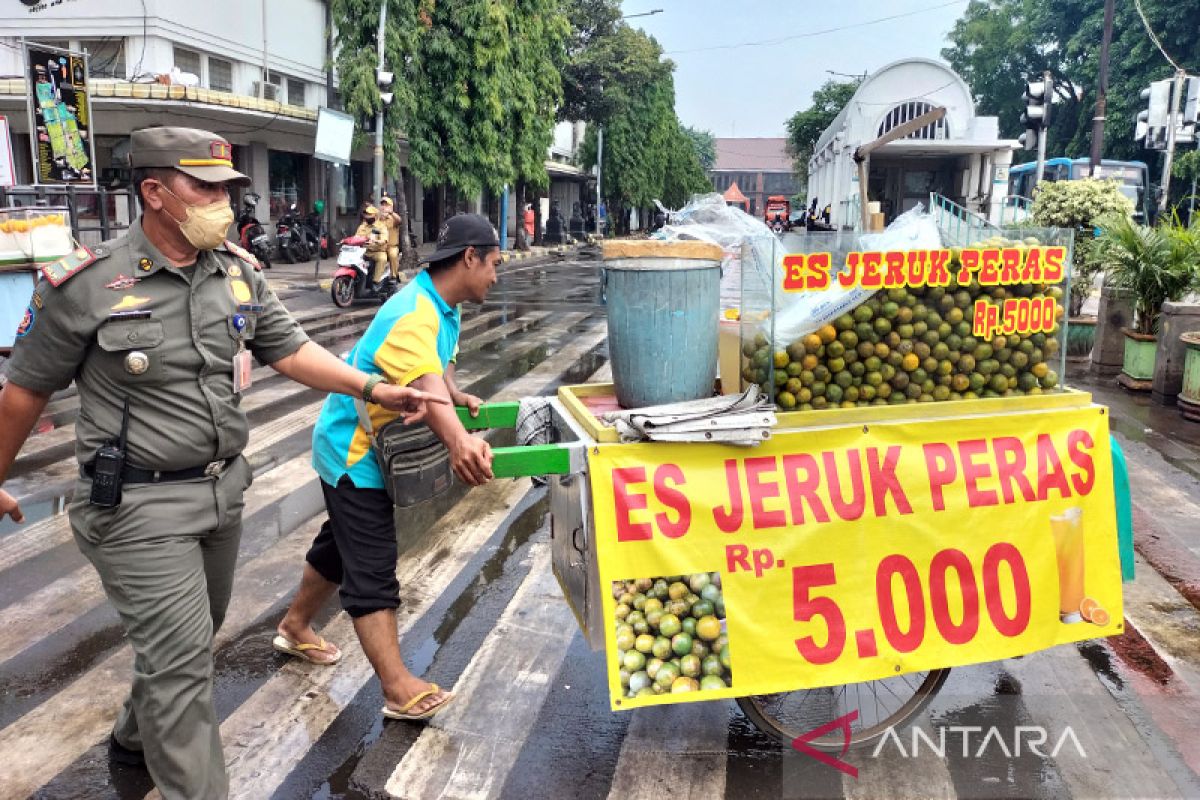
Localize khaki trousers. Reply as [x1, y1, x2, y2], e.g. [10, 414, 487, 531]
[386, 245, 400, 279]
[71, 456, 252, 800]
[367, 250, 390, 283]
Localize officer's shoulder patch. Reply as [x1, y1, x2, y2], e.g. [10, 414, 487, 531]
[41, 244, 109, 287]
[224, 240, 262, 271]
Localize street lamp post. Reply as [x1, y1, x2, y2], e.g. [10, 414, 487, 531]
[373, 0, 394, 203]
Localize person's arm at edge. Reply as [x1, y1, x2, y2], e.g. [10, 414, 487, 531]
[444, 362, 482, 417]
[269, 341, 449, 422]
[0, 382, 53, 522]
[411, 372, 492, 485]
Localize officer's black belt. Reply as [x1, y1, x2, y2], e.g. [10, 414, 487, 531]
[83, 458, 229, 484]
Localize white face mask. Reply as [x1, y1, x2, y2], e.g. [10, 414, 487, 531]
[160, 185, 234, 250]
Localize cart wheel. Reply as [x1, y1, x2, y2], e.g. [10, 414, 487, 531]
[736, 668, 950, 751]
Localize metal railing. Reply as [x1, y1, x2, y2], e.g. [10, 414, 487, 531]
[928, 192, 1003, 245]
[0, 185, 137, 248]
[999, 195, 1034, 228]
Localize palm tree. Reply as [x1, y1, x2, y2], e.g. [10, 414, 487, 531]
[1098, 214, 1200, 335]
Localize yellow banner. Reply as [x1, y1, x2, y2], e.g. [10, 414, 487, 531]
[588, 406, 1122, 711]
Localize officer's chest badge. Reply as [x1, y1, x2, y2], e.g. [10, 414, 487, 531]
[111, 295, 152, 311]
[124, 351, 150, 375]
[105, 274, 140, 291]
[229, 280, 252, 304]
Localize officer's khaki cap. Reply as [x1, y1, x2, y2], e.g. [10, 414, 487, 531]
[131, 127, 251, 187]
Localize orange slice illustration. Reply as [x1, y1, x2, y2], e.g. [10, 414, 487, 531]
[1080, 597, 1101, 621]
[1089, 607, 1110, 627]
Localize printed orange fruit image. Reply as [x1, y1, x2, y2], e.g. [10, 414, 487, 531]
[1079, 597, 1100, 621]
[1088, 607, 1110, 627]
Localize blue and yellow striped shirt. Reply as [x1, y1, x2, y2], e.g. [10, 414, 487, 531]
[312, 269, 460, 489]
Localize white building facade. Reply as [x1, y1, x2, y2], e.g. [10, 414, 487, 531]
[0, 0, 407, 237]
[807, 58, 1018, 229]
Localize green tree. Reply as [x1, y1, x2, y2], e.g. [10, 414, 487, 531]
[942, 0, 1200, 167]
[682, 126, 716, 172]
[941, 0, 1084, 161]
[330, 0, 423, 262]
[577, 27, 701, 229]
[784, 79, 860, 192]
[558, 0, 623, 122]
[504, 0, 570, 246]
[665, 123, 715, 208]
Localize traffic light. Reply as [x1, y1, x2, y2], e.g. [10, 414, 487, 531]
[1019, 76, 1051, 150]
[377, 67, 394, 106]
[1137, 80, 1171, 149]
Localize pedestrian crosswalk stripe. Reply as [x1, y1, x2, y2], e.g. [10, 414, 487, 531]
[383, 542, 577, 799]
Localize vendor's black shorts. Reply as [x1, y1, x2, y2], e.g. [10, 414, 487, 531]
[305, 476, 398, 618]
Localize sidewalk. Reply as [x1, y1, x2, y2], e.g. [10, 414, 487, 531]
[1070, 361, 1200, 610]
[262, 240, 592, 292]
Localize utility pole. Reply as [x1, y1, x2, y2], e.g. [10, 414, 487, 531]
[373, 0, 388, 204]
[1160, 69, 1185, 214]
[596, 125, 603, 236]
[1089, 0, 1115, 175]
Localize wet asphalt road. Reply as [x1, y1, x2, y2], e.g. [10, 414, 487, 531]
[1, 250, 1200, 799]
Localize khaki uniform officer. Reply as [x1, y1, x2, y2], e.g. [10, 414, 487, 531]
[355, 205, 391, 285]
[379, 196, 402, 280]
[0, 127, 446, 800]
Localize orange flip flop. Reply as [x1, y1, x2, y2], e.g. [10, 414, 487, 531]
[382, 685, 454, 721]
[271, 634, 342, 665]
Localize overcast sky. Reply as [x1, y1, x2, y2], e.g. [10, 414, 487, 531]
[621, 0, 968, 138]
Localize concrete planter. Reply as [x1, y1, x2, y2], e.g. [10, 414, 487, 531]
[1179, 332, 1200, 421]
[1090, 285, 1135, 378]
[1121, 328, 1157, 385]
[1152, 301, 1200, 406]
[1067, 316, 1097, 361]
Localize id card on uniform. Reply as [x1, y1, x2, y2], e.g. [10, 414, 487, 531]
[233, 349, 254, 392]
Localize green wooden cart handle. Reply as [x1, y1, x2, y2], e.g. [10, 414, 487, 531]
[491, 443, 578, 478]
[456, 401, 520, 431]
[453, 401, 584, 478]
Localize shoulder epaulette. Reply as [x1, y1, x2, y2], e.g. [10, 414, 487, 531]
[41, 243, 110, 287]
[224, 239, 262, 271]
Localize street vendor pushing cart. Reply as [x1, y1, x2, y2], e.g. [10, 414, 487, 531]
[274, 213, 499, 722]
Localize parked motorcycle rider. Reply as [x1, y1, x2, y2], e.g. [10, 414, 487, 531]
[355, 206, 391, 288]
[378, 196, 403, 282]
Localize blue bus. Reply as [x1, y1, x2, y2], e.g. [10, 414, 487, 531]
[1007, 158, 1150, 221]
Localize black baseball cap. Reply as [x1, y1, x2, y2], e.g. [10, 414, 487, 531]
[421, 213, 500, 264]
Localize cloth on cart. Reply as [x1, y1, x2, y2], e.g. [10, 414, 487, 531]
[602, 387, 775, 445]
[517, 397, 555, 486]
[1110, 435, 1135, 582]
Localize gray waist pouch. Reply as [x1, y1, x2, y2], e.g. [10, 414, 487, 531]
[371, 419, 454, 507]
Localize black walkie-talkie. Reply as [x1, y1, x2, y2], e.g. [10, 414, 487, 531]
[89, 397, 130, 508]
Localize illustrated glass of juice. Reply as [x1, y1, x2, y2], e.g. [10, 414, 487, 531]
[1050, 508, 1086, 623]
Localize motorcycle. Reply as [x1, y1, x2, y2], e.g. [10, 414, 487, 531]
[236, 193, 272, 269]
[330, 234, 398, 308]
[304, 210, 332, 259]
[276, 203, 311, 264]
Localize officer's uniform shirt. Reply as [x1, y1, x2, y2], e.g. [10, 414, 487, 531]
[311, 269, 459, 490]
[6, 219, 309, 470]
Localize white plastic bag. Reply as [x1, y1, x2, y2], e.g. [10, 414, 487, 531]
[771, 206, 944, 344]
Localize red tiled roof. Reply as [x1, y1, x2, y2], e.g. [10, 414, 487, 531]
[713, 138, 792, 172]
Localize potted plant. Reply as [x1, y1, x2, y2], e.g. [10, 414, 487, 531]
[1098, 213, 1200, 386]
[1030, 179, 1134, 359]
